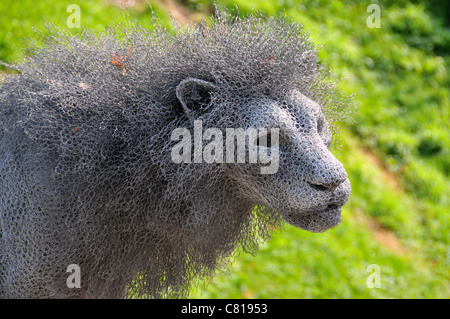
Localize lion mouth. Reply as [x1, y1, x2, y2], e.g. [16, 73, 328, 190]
[282, 203, 343, 233]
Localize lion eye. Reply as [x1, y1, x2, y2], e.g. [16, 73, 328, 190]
[256, 132, 272, 148]
[317, 117, 324, 133]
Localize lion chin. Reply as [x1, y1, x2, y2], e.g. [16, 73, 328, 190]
[282, 204, 344, 233]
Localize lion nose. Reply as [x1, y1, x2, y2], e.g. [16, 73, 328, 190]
[308, 179, 345, 192]
[304, 142, 348, 192]
[306, 163, 347, 192]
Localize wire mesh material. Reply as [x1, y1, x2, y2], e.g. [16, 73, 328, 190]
[0, 7, 353, 298]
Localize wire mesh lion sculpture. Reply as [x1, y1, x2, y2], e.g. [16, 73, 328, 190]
[0, 7, 353, 298]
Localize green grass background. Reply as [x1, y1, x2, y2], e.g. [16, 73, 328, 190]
[0, 0, 448, 298]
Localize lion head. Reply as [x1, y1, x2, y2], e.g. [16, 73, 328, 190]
[174, 77, 351, 234]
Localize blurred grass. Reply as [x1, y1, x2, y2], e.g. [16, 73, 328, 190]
[0, 0, 448, 298]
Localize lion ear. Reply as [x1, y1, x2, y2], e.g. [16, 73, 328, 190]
[176, 78, 216, 117]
